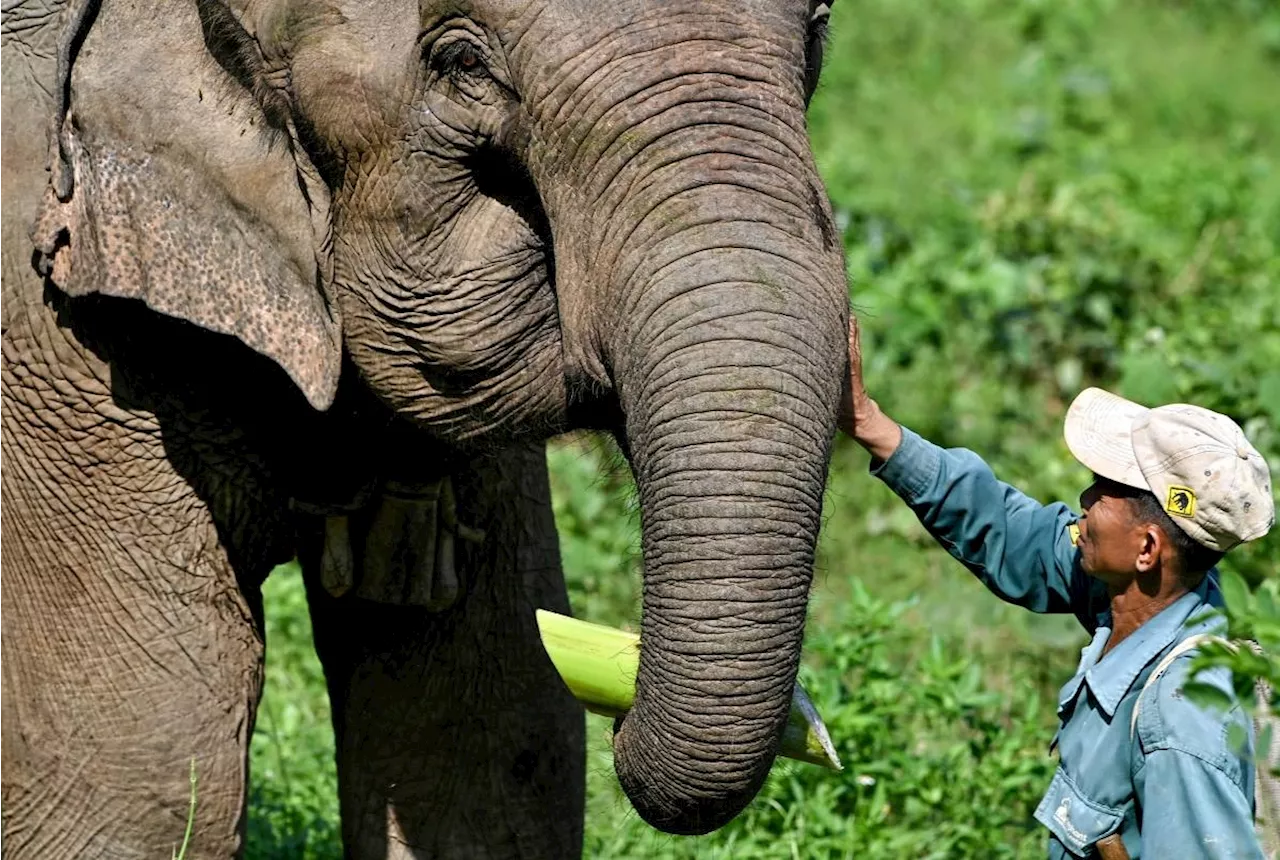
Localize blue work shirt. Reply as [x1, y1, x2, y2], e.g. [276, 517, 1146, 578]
[871, 427, 1261, 859]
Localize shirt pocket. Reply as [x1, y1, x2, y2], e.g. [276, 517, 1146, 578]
[1034, 768, 1125, 858]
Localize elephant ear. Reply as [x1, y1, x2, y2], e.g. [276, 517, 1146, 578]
[30, 0, 341, 410]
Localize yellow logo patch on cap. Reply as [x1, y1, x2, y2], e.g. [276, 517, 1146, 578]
[1068, 523, 1081, 547]
[1165, 485, 1197, 518]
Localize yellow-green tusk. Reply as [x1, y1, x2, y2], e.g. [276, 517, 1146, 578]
[535, 609, 842, 771]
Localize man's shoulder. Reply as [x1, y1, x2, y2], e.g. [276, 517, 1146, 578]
[1133, 576, 1233, 749]
[1140, 649, 1254, 783]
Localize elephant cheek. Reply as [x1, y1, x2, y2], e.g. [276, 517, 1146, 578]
[330, 217, 569, 443]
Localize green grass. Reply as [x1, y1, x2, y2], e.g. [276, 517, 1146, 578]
[174, 759, 198, 860]
[244, 1, 1280, 856]
[246, 567, 341, 858]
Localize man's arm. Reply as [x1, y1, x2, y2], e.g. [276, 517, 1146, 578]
[871, 426, 1091, 615]
[841, 318, 1094, 618]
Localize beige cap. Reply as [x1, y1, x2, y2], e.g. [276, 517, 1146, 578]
[1064, 387, 1275, 551]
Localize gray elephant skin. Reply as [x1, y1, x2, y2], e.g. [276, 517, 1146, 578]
[0, 0, 848, 857]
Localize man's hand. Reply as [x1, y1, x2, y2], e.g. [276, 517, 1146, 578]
[836, 314, 871, 435]
[838, 316, 903, 462]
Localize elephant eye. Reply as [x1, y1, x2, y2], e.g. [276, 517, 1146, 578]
[432, 39, 491, 83]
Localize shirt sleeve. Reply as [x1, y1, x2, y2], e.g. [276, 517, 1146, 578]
[870, 425, 1098, 621]
[1135, 749, 1263, 859]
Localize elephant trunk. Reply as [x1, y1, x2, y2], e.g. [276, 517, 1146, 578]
[574, 100, 848, 832]
[613, 248, 842, 833]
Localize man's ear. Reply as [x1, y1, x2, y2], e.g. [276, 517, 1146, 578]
[30, 0, 341, 410]
[1134, 525, 1163, 573]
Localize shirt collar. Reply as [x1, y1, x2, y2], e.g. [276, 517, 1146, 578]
[1075, 574, 1222, 719]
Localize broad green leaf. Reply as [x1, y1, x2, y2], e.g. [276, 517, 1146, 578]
[1182, 681, 1236, 713]
[1256, 585, 1280, 625]
[1220, 569, 1254, 618]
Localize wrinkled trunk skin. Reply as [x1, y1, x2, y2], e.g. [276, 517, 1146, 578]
[613, 252, 842, 834]
[527, 14, 849, 831]
[611, 209, 844, 835]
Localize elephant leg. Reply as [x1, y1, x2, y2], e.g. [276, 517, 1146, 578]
[0, 296, 307, 858]
[0, 441, 267, 859]
[303, 444, 585, 860]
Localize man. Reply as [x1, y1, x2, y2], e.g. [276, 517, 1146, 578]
[839, 320, 1275, 858]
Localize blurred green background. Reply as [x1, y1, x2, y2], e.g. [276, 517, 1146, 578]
[246, 0, 1280, 856]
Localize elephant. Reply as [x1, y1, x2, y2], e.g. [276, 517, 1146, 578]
[0, 0, 849, 857]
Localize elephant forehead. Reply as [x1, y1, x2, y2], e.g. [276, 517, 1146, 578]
[266, 0, 420, 140]
[495, 0, 812, 162]
[513, 0, 808, 31]
[501, 0, 809, 65]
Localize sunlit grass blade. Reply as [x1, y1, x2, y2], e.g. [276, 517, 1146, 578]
[535, 609, 842, 771]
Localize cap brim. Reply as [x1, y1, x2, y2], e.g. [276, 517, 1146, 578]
[1063, 388, 1151, 490]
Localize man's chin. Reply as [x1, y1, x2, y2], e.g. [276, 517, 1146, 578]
[1082, 564, 1126, 588]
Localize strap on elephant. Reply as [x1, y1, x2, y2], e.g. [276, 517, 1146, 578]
[288, 477, 380, 518]
[288, 474, 486, 609]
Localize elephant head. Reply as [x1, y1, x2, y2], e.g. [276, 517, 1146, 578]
[34, 0, 847, 835]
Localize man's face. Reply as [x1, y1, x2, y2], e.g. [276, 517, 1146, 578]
[1076, 476, 1148, 580]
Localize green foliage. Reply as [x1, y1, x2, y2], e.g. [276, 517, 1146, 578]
[547, 438, 642, 628]
[245, 0, 1279, 856]
[245, 564, 341, 859]
[1190, 572, 1280, 718]
[815, 0, 1279, 584]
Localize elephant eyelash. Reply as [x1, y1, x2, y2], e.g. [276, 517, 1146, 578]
[431, 39, 491, 83]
